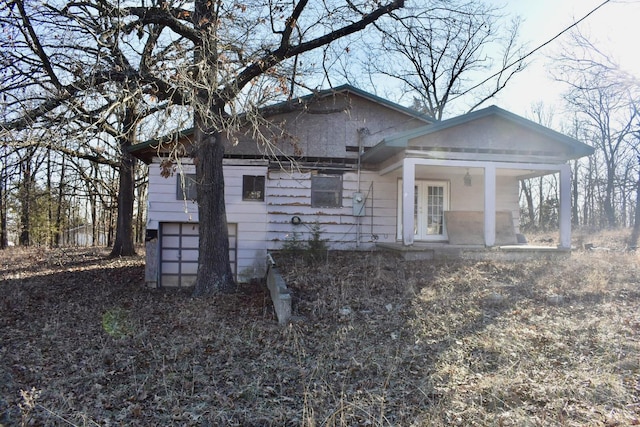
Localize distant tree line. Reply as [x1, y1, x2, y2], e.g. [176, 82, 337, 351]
[1, 0, 637, 262]
[0, 138, 148, 248]
[519, 30, 639, 248]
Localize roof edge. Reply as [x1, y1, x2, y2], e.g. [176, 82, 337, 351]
[130, 84, 434, 159]
[378, 105, 594, 156]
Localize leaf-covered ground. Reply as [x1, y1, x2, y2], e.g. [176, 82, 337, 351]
[1, 232, 639, 426]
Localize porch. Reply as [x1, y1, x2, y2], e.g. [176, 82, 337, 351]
[376, 241, 571, 261]
[360, 105, 595, 253]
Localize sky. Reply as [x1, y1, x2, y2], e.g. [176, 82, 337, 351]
[490, 0, 639, 121]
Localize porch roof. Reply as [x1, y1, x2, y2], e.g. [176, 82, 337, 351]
[361, 105, 594, 165]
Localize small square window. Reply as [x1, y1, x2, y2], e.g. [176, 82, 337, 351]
[243, 175, 265, 201]
[176, 173, 197, 200]
[311, 174, 342, 207]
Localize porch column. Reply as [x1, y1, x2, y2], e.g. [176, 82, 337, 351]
[402, 158, 415, 246]
[559, 163, 571, 249]
[484, 164, 496, 247]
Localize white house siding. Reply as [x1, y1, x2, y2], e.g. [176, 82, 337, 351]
[226, 94, 429, 159]
[448, 172, 520, 231]
[263, 166, 523, 251]
[147, 159, 269, 282]
[392, 167, 522, 240]
[496, 175, 521, 233]
[265, 169, 399, 251]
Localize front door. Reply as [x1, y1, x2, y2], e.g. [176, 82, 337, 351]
[398, 180, 449, 241]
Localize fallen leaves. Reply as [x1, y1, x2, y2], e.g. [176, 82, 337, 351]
[0, 243, 639, 426]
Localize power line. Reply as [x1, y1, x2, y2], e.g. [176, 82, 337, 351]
[451, 0, 613, 105]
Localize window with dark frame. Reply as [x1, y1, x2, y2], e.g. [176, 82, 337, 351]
[242, 175, 265, 201]
[311, 173, 343, 207]
[176, 173, 197, 200]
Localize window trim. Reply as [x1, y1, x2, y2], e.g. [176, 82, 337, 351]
[311, 173, 343, 208]
[176, 173, 197, 201]
[242, 175, 266, 201]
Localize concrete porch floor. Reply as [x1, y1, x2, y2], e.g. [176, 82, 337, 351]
[376, 241, 571, 261]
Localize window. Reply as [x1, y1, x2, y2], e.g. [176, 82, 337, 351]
[311, 173, 342, 207]
[242, 175, 265, 201]
[176, 173, 197, 200]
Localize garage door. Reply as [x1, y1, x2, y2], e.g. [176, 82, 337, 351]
[160, 222, 237, 287]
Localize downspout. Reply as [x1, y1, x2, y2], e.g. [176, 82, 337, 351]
[357, 128, 367, 191]
[356, 128, 369, 248]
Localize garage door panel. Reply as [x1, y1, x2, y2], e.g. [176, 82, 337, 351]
[160, 222, 237, 287]
[182, 225, 199, 235]
[163, 223, 181, 234]
[161, 249, 180, 261]
[182, 236, 199, 248]
[181, 263, 198, 275]
[162, 262, 180, 274]
[181, 249, 199, 261]
[162, 275, 180, 287]
[162, 236, 181, 248]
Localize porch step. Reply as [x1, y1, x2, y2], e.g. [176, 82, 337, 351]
[376, 242, 437, 260]
[376, 242, 571, 261]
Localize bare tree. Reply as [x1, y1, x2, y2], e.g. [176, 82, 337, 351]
[359, 0, 526, 119]
[630, 153, 640, 249]
[554, 31, 638, 229]
[0, 0, 172, 255]
[115, 0, 405, 295]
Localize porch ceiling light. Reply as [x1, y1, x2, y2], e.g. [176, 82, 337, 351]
[464, 169, 472, 187]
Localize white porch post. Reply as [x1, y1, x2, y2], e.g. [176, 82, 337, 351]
[484, 164, 496, 247]
[559, 163, 571, 249]
[402, 158, 415, 246]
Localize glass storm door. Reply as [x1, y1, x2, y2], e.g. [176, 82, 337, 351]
[415, 182, 448, 240]
[399, 180, 449, 241]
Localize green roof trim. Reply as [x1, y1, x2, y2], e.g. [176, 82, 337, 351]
[129, 84, 434, 157]
[128, 127, 195, 154]
[361, 105, 594, 163]
[265, 84, 435, 122]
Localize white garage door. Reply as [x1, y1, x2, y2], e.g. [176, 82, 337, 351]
[160, 222, 237, 287]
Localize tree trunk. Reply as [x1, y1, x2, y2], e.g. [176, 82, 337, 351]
[47, 148, 53, 247]
[604, 159, 617, 228]
[629, 156, 640, 249]
[537, 176, 544, 229]
[110, 104, 137, 257]
[19, 155, 32, 246]
[521, 179, 535, 229]
[136, 179, 146, 244]
[0, 149, 6, 249]
[192, 126, 236, 296]
[110, 147, 137, 256]
[53, 157, 66, 247]
[0, 170, 5, 249]
[571, 160, 579, 226]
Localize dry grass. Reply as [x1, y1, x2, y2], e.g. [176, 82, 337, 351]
[1, 232, 639, 426]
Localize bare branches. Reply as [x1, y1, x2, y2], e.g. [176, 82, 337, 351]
[552, 29, 639, 227]
[219, 0, 405, 108]
[362, 1, 526, 119]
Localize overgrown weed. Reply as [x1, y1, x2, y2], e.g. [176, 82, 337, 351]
[2, 231, 640, 425]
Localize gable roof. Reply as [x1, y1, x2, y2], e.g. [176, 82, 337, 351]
[129, 85, 434, 163]
[263, 84, 434, 122]
[361, 105, 594, 164]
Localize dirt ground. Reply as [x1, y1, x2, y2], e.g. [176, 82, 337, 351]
[1, 231, 639, 426]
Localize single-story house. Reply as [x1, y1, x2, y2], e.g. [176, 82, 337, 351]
[130, 85, 594, 287]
